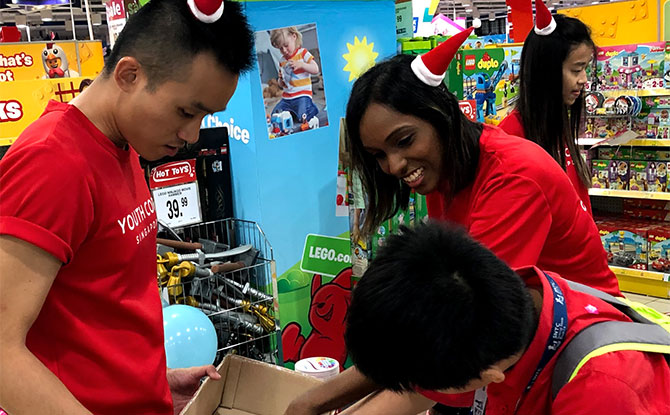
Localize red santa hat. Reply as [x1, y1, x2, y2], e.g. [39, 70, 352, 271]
[534, 0, 557, 36]
[187, 0, 224, 23]
[411, 19, 480, 87]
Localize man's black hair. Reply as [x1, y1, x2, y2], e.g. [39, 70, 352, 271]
[103, 0, 254, 88]
[345, 223, 537, 391]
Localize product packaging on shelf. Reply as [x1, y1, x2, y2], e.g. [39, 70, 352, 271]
[629, 161, 649, 191]
[648, 227, 670, 272]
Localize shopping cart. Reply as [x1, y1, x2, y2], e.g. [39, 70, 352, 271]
[158, 218, 281, 366]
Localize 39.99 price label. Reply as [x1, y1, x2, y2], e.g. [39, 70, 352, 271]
[152, 182, 202, 228]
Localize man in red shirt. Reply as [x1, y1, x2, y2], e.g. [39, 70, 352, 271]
[0, 1, 254, 414]
[342, 223, 670, 415]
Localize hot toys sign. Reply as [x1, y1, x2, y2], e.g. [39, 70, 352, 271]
[458, 100, 477, 121]
[150, 159, 203, 228]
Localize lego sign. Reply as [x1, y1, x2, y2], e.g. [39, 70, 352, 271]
[464, 54, 476, 71]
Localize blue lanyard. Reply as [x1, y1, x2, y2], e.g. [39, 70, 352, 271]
[472, 272, 568, 415]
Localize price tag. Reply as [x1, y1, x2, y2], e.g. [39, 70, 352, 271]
[150, 159, 202, 228]
[152, 182, 202, 228]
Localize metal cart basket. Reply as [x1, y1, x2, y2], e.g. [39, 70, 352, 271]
[158, 218, 281, 366]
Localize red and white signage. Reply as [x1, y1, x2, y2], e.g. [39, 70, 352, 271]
[0, 100, 23, 123]
[458, 100, 477, 121]
[150, 159, 197, 189]
[150, 159, 202, 228]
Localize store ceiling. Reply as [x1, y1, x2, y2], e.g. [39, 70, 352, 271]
[0, 0, 617, 31]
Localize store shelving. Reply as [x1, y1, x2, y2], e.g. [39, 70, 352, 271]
[589, 188, 670, 200]
[599, 88, 670, 97]
[579, 138, 670, 147]
[0, 137, 17, 147]
[610, 266, 670, 299]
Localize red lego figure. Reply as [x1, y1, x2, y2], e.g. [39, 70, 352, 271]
[282, 268, 353, 368]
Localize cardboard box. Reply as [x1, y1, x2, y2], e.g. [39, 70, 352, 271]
[181, 355, 330, 415]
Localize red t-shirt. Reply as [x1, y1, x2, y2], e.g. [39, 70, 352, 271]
[420, 267, 670, 414]
[498, 110, 592, 215]
[426, 125, 620, 297]
[0, 101, 172, 414]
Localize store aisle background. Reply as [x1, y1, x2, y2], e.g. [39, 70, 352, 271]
[624, 292, 670, 314]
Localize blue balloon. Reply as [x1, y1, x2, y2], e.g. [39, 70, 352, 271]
[163, 305, 218, 368]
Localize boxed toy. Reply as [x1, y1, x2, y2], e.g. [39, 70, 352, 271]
[597, 147, 632, 160]
[648, 227, 670, 272]
[180, 355, 334, 415]
[631, 148, 658, 161]
[645, 161, 668, 192]
[598, 219, 650, 270]
[594, 42, 666, 90]
[623, 208, 670, 221]
[629, 161, 648, 191]
[608, 160, 629, 190]
[591, 159, 610, 188]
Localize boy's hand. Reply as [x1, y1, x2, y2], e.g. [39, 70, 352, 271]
[167, 365, 221, 415]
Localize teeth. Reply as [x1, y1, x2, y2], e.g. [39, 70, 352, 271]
[403, 167, 424, 184]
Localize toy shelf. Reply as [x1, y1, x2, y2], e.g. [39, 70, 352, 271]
[624, 139, 670, 147]
[611, 266, 670, 299]
[598, 88, 670, 97]
[0, 137, 17, 147]
[578, 138, 606, 146]
[589, 188, 670, 200]
[578, 138, 670, 146]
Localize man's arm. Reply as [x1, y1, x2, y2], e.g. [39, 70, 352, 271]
[0, 235, 93, 415]
[284, 366, 379, 415]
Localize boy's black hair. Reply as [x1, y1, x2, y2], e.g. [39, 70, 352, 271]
[103, 0, 254, 88]
[345, 54, 482, 237]
[516, 14, 594, 187]
[345, 223, 537, 391]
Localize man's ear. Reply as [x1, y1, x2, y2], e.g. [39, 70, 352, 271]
[113, 56, 143, 92]
[480, 367, 506, 385]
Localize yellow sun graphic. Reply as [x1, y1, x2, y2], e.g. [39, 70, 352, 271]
[342, 36, 379, 82]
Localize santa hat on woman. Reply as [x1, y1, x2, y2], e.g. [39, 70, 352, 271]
[411, 19, 481, 87]
[187, 0, 224, 23]
[534, 0, 557, 36]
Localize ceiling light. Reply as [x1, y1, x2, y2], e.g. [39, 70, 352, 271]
[40, 9, 53, 22]
[92, 14, 102, 26]
[489, 12, 496, 21]
[465, 8, 473, 12]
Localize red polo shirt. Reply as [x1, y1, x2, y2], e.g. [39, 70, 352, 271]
[426, 125, 619, 297]
[420, 267, 670, 414]
[498, 110, 592, 215]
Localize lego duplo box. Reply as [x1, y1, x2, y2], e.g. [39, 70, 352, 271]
[181, 355, 334, 415]
[591, 159, 610, 189]
[629, 161, 649, 191]
[648, 227, 670, 273]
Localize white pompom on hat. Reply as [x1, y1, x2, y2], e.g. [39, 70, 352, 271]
[534, 0, 557, 36]
[187, 0, 224, 23]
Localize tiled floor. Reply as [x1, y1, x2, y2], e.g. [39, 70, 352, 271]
[623, 292, 670, 314]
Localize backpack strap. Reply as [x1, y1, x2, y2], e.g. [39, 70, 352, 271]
[564, 280, 661, 325]
[551, 319, 670, 400]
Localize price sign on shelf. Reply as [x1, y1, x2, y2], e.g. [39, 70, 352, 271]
[150, 159, 202, 228]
